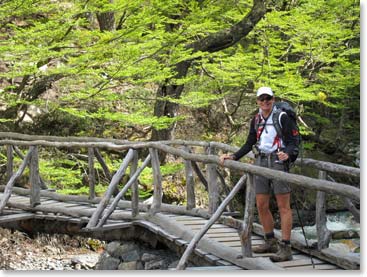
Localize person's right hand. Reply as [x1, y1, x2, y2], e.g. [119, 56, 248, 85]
[219, 154, 234, 166]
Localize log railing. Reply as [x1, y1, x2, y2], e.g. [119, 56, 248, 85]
[0, 133, 360, 269]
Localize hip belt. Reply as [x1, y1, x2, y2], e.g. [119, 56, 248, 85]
[256, 152, 278, 158]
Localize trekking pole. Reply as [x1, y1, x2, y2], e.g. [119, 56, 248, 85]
[280, 159, 315, 269]
[292, 196, 315, 269]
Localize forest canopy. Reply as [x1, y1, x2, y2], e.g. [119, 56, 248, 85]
[0, 0, 360, 165]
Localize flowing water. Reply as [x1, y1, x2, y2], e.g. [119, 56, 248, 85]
[293, 211, 360, 253]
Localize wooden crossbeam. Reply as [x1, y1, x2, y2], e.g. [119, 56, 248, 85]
[0, 212, 35, 223]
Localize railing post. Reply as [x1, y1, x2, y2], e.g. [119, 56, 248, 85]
[240, 173, 256, 257]
[206, 144, 219, 214]
[131, 150, 139, 217]
[93, 148, 112, 180]
[6, 145, 13, 182]
[149, 148, 162, 214]
[176, 174, 247, 270]
[88, 147, 96, 200]
[184, 146, 195, 210]
[0, 146, 35, 214]
[316, 170, 331, 250]
[29, 146, 41, 207]
[86, 148, 135, 228]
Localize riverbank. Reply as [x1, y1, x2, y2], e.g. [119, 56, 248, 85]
[0, 227, 103, 270]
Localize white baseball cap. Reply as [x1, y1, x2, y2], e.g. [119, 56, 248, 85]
[256, 86, 274, 97]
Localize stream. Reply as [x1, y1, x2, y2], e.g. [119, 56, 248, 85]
[293, 211, 360, 253]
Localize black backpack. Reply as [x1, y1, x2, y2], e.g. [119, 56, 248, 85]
[272, 102, 301, 162]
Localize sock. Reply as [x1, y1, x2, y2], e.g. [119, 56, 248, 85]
[264, 232, 275, 240]
[281, 239, 291, 245]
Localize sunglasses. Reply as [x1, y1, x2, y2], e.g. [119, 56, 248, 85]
[257, 95, 273, 102]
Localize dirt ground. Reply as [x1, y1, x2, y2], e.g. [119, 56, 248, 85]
[0, 227, 104, 270]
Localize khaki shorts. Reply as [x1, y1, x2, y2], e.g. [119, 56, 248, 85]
[254, 155, 291, 195]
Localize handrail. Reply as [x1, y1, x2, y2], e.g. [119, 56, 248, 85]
[0, 138, 359, 200]
[0, 133, 360, 178]
[0, 133, 360, 270]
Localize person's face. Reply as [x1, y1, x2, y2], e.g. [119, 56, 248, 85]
[256, 94, 274, 113]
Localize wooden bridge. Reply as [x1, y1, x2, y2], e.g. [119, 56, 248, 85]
[0, 132, 360, 270]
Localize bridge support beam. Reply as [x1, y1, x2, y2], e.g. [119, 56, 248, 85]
[206, 144, 219, 214]
[316, 170, 331, 250]
[88, 147, 96, 200]
[6, 145, 13, 182]
[240, 173, 256, 257]
[149, 148, 162, 215]
[30, 146, 41, 207]
[184, 146, 195, 210]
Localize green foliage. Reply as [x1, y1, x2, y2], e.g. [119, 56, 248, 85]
[0, 0, 360, 195]
[58, 184, 107, 196]
[39, 159, 84, 190]
[139, 162, 184, 187]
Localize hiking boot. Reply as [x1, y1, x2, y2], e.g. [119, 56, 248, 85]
[269, 241, 293, 262]
[252, 237, 278, 254]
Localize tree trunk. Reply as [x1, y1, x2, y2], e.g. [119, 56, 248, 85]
[151, 0, 267, 144]
[96, 0, 115, 31]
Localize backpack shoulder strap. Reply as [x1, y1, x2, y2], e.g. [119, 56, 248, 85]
[254, 113, 266, 141]
[272, 109, 285, 138]
[254, 113, 261, 130]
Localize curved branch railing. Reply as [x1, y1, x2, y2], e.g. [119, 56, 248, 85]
[0, 132, 360, 270]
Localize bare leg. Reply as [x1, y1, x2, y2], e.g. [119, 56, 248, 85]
[256, 193, 274, 234]
[275, 193, 292, 240]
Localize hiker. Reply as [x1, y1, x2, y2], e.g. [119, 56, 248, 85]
[219, 86, 299, 262]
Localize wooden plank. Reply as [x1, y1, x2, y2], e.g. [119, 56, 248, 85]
[209, 236, 261, 242]
[194, 248, 208, 257]
[220, 241, 243, 247]
[206, 229, 238, 236]
[288, 264, 339, 270]
[252, 252, 305, 260]
[211, 236, 242, 242]
[189, 224, 232, 230]
[178, 220, 208, 225]
[157, 228, 180, 242]
[204, 231, 239, 236]
[175, 239, 188, 247]
[186, 265, 242, 270]
[35, 200, 60, 205]
[205, 254, 220, 263]
[9, 197, 30, 203]
[82, 222, 132, 232]
[276, 258, 325, 267]
[0, 212, 35, 223]
[216, 260, 233, 266]
[40, 202, 82, 208]
[171, 215, 205, 221]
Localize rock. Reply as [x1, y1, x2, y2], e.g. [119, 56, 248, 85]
[71, 253, 100, 269]
[118, 261, 143, 270]
[168, 260, 179, 268]
[332, 230, 359, 240]
[111, 242, 139, 258]
[144, 259, 166, 270]
[106, 241, 121, 255]
[95, 252, 120, 270]
[141, 253, 158, 262]
[121, 250, 140, 262]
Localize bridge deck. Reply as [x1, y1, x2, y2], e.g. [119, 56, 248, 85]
[0, 192, 342, 270]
